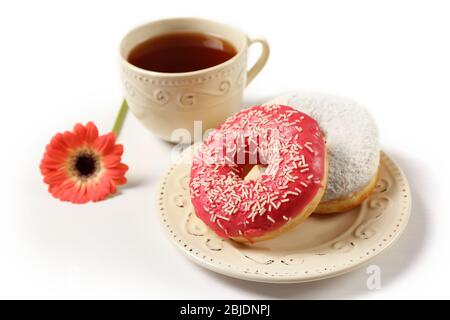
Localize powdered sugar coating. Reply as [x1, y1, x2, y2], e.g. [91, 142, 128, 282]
[266, 92, 380, 202]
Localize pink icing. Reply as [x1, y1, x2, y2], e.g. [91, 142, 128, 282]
[190, 105, 326, 241]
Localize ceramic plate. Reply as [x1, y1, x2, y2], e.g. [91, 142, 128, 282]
[156, 145, 411, 283]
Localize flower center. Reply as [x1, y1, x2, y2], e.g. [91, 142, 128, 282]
[71, 151, 100, 179]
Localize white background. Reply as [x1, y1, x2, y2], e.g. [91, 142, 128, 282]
[0, 0, 448, 299]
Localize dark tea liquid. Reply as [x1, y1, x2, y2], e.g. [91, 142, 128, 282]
[127, 32, 237, 73]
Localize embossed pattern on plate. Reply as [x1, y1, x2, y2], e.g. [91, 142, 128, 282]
[156, 145, 411, 283]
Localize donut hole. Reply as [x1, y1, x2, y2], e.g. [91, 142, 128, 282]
[243, 164, 267, 182]
[222, 132, 271, 181]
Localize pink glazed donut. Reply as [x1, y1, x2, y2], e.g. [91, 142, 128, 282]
[189, 105, 328, 242]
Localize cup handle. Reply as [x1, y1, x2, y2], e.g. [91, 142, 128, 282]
[246, 36, 270, 87]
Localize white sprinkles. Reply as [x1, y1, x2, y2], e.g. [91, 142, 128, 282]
[190, 104, 325, 238]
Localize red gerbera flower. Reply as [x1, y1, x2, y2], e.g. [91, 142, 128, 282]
[39, 122, 128, 204]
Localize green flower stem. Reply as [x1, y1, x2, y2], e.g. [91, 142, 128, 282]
[112, 99, 128, 138]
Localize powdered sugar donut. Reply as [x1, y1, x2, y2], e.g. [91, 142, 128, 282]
[190, 105, 328, 242]
[266, 92, 380, 213]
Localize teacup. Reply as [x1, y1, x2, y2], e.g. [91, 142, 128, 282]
[119, 17, 269, 143]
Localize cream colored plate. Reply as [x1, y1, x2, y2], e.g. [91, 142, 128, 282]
[156, 146, 411, 283]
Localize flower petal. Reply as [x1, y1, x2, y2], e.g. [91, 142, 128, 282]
[107, 177, 118, 194]
[105, 163, 128, 177]
[43, 169, 69, 185]
[49, 179, 75, 200]
[110, 144, 124, 155]
[71, 183, 90, 204]
[40, 158, 65, 173]
[102, 155, 122, 167]
[45, 144, 69, 161]
[60, 182, 88, 204]
[49, 133, 69, 150]
[90, 176, 111, 202]
[85, 122, 99, 144]
[73, 123, 87, 141]
[93, 132, 116, 156]
[63, 131, 83, 150]
[86, 181, 103, 202]
[111, 175, 127, 186]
